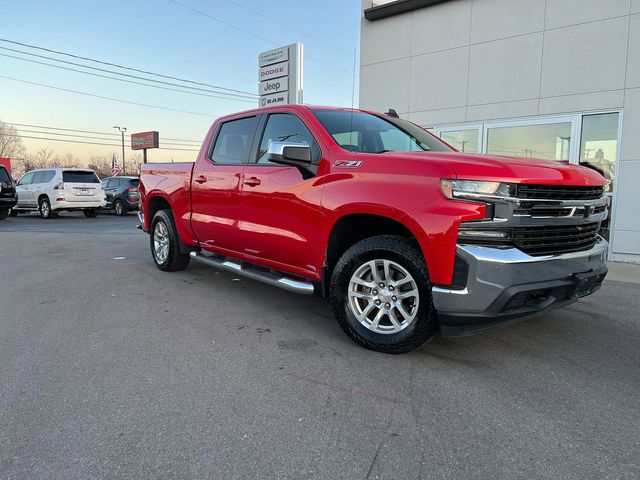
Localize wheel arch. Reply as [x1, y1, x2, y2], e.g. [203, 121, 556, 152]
[322, 212, 427, 297]
[146, 194, 198, 255]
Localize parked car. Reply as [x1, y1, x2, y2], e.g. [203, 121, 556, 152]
[138, 105, 608, 353]
[101, 176, 140, 216]
[0, 164, 17, 220]
[13, 168, 106, 218]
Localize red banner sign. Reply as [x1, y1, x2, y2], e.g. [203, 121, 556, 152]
[131, 131, 159, 150]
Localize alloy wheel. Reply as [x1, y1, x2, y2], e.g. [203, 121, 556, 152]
[347, 259, 419, 334]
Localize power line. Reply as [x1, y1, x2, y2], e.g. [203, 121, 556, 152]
[8, 123, 202, 144]
[9, 134, 199, 151]
[0, 50, 256, 104]
[0, 38, 257, 97]
[14, 129, 201, 148]
[167, 0, 353, 74]
[224, 0, 352, 55]
[0, 75, 218, 117]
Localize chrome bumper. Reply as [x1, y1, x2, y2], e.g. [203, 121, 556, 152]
[433, 238, 609, 335]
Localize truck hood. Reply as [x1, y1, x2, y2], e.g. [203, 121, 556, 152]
[380, 151, 606, 186]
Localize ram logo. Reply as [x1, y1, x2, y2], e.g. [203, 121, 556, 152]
[334, 160, 363, 168]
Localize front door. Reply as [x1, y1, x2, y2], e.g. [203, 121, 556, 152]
[104, 178, 120, 208]
[237, 112, 325, 277]
[16, 171, 36, 208]
[190, 115, 259, 254]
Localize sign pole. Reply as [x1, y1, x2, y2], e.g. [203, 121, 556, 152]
[143, 149, 147, 164]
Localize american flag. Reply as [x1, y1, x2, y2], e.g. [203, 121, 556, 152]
[111, 160, 122, 176]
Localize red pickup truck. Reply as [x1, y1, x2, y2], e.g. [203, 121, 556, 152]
[139, 105, 608, 353]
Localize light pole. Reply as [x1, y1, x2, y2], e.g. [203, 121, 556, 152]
[113, 126, 127, 175]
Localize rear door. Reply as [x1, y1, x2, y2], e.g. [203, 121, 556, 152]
[190, 115, 259, 253]
[16, 172, 36, 207]
[62, 170, 101, 203]
[104, 178, 120, 207]
[236, 112, 325, 276]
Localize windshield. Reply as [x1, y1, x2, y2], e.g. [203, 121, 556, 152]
[312, 110, 453, 154]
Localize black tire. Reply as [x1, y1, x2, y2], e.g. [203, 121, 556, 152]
[0, 209, 8, 220]
[83, 209, 98, 218]
[330, 235, 438, 354]
[39, 197, 56, 219]
[113, 199, 126, 216]
[8, 208, 19, 217]
[150, 209, 190, 272]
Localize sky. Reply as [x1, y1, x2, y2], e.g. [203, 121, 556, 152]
[1, 0, 361, 163]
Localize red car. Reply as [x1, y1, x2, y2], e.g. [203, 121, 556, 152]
[139, 105, 608, 353]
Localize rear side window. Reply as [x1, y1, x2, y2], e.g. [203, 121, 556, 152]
[0, 167, 10, 183]
[33, 171, 47, 184]
[210, 116, 258, 164]
[107, 178, 120, 189]
[63, 171, 100, 183]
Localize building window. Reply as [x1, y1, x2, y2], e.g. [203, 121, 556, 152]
[486, 122, 572, 160]
[440, 129, 480, 153]
[580, 113, 618, 193]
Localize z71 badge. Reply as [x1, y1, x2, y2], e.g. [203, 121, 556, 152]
[334, 160, 363, 168]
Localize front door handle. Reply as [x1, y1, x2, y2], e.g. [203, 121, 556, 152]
[243, 177, 261, 187]
[194, 175, 207, 184]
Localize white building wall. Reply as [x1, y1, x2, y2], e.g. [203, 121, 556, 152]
[360, 0, 640, 262]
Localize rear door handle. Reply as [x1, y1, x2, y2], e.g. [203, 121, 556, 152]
[243, 177, 261, 187]
[194, 175, 207, 184]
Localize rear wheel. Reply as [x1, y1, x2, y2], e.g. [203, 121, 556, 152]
[83, 209, 98, 218]
[330, 235, 438, 354]
[8, 208, 19, 217]
[150, 209, 190, 271]
[0, 209, 8, 220]
[39, 197, 56, 219]
[113, 200, 125, 216]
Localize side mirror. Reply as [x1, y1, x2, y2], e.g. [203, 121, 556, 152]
[267, 141, 317, 178]
[267, 141, 312, 166]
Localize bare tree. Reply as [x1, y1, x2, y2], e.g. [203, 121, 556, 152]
[0, 120, 26, 160]
[87, 155, 116, 179]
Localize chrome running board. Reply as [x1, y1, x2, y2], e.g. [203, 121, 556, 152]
[190, 252, 315, 295]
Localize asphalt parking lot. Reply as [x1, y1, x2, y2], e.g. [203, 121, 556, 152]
[1, 212, 639, 480]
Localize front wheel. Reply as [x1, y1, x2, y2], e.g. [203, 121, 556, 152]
[83, 209, 98, 218]
[0, 209, 8, 220]
[150, 209, 190, 271]
[9, 208, 19, 217]
[330, 235, 438, 354]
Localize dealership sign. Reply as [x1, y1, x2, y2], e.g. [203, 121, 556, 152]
[131, 131, 159, 150]
[258, 43, 303, 107]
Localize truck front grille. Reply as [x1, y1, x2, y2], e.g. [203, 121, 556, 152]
[512, 222, 600, 256]
[516, 184, 604, 200]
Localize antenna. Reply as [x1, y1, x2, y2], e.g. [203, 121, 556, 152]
[349, 48, 357, 147]
[385, 108, 399, 118]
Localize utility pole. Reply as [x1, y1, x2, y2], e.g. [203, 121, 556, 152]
[113, 126, 127, 175]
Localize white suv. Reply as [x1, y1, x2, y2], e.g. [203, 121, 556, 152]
[14, 168, 106, 218]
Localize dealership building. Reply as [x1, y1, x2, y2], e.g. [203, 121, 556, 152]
[359, 0, 640, 263]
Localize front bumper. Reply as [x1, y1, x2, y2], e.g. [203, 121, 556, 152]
[433, 238, 608, 336]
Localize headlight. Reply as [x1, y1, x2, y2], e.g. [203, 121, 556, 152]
[440, 179, 515, 200]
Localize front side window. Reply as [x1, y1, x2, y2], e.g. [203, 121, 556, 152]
[211, 116, 258, 164]
[257, 113, 319, 164]
[312, 110, 452, 154]
[18, 172, 35, 185]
